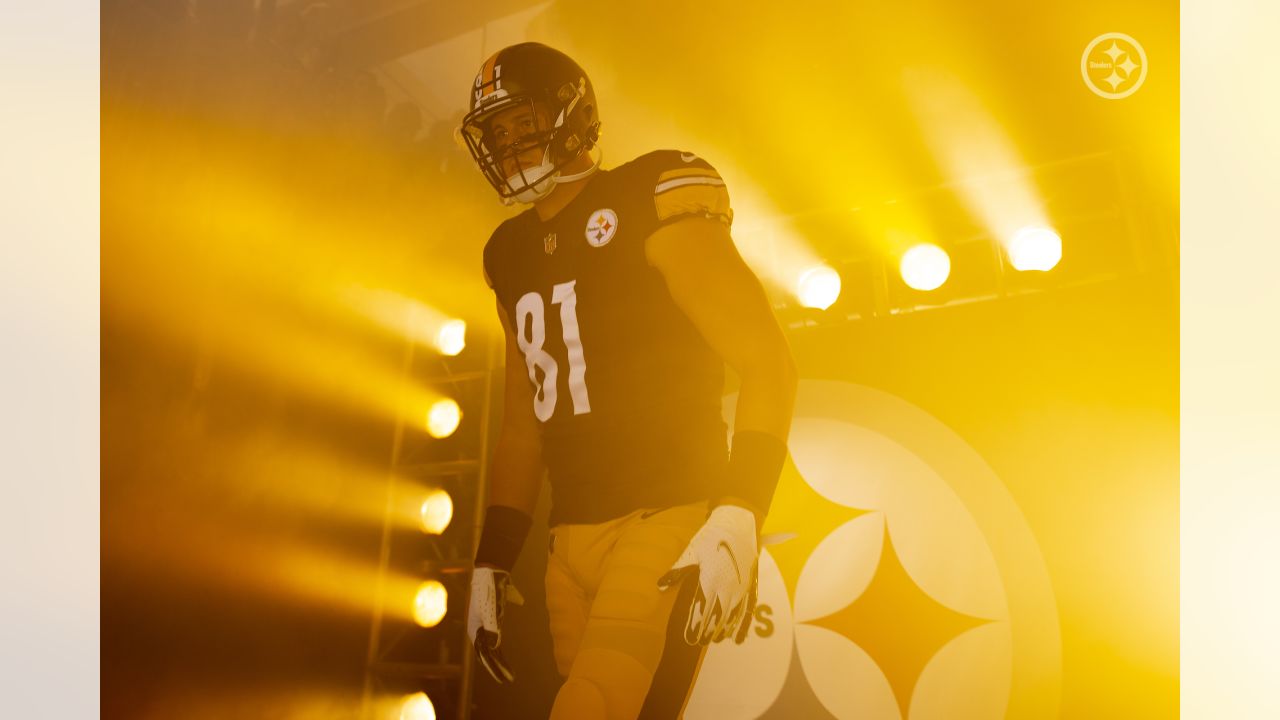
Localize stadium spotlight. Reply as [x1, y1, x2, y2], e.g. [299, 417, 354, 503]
[412, 580, 448, 628]
[400, 691, 437, 720]
[899, 244, 951, 291]
[1008, 226, 1062, 271]
[425, 399, 461, 439]
[434, 319, 466, 356]
[419, 489, 453, 535]
[796, 265, 842, 310]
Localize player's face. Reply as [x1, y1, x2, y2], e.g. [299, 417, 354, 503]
[486, 104, 550, 178]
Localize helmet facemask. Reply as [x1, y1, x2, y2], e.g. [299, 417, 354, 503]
[461, 76, 600, 206]
[462, 95, 560, 204]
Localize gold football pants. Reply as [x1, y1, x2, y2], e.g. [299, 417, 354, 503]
[545, 501, 709, 720]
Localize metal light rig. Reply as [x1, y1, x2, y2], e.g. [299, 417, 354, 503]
[361, 318, 502, 720]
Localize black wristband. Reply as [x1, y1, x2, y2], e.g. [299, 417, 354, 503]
[725, 430, 789, 517]
[474, 505, 533, 573]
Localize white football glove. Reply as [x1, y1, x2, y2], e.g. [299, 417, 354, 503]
[468, 567, 523, 683]
[658, 504, 760, 645]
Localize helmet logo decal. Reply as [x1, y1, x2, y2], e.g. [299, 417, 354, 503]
[473, 57, 507, 107]
[585, 209, 618, 247]
[554, 78, 586, 130]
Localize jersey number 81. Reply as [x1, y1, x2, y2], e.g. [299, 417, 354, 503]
[515, 280, 591, 422]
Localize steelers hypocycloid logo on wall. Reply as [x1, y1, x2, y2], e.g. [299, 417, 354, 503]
[1081, 32, 1147, 99]
[686, 380, 1062, 720]
[585, 209, 618, 247]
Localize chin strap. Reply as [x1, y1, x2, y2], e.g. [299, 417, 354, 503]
[553, 145, 602, 184]
[500, 145, 603, 206]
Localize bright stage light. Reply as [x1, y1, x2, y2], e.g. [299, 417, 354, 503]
[899, 244, 951, 291]
[435, 319, 466, 356]
[1008, 226, 1062, 271]
[425, 399, 461, 438]
[400, 691, 437, 720]
[796, 265, 842, 310]
[412, 580, 448, 628]
[419, 490, 453, 535]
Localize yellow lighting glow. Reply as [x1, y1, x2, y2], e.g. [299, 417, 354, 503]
[400, 692, 437, 720]
[1009, 226, 1063, 272]
[900, 244, 951, 291]
[412, 580, 448, 628]
[435, 319, 467, 356]
[904, 68, 1053, 262]
[425, 399, 461, 439]
[796, 265, 842, 310]
[345, 286, 481, 355]
[419, 490, 454, 535]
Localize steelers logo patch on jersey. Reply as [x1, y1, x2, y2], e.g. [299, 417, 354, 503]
[585, 209, 619, 247]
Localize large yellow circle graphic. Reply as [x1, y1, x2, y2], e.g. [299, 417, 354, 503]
[686, 380, 1061, 719]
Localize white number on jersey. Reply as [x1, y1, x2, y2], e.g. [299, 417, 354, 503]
[514, 280, 591, 422]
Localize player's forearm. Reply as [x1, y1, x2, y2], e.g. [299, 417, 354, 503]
[474, 430, 542, 571]
[720, 345, 797, 523]
[731, 348, 798, 442]
[485, 431, 544, 517]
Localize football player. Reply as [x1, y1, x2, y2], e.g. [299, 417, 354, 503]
[461, 42, 797, 719]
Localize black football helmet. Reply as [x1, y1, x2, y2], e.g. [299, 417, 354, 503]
[459, 43, 601, 204]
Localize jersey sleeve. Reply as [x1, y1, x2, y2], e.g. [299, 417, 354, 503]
[482, 209, 531, 298]
[650, 151, 734, 228]
[482, 233, 497, 290]
[481, 223, 508, 300]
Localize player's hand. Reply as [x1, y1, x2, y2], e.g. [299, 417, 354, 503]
[468, 566, 521, 683]
[657, 504, 759, 645]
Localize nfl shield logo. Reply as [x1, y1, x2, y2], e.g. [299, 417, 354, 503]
[544, 232, 557, 255]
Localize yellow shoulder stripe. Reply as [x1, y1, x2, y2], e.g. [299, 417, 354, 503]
[654, 183, 732, 224]
[656, 166, 723, 185]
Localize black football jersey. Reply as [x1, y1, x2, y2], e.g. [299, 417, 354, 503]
[483, 150, 735, 525]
